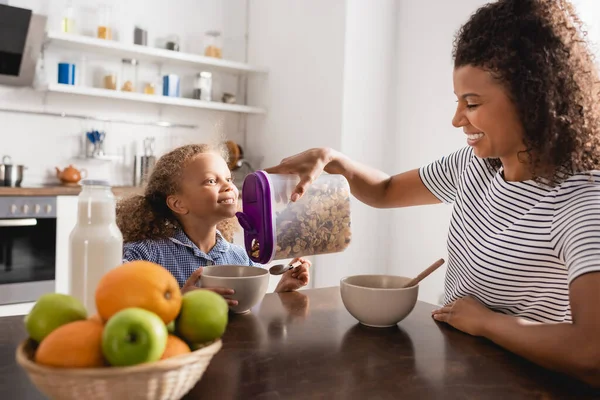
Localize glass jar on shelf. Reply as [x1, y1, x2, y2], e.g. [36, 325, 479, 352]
[204, 31, 222, 58]
[165, 34, 180, 52]
[103, 67, 118, 90]
[61, 0, 76, 34]
[120, 59, 138, 92]
[143, 83, 156, 95]
[193, 72, 212, 101]
[97, 5, 112, 40]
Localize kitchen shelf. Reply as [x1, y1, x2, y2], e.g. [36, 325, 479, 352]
[43, 84, 267, 114]
[0, 107, 197, 129]
[45, 32, 268, 75]
[75, 154, 123, 162]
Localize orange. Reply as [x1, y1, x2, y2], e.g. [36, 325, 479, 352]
[35, 320, 105, 368]
[160, 334, 191, 360]
[95, 261, 181, 324]
[88, 313, 104, 324]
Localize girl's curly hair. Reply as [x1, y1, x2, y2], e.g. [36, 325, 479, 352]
[453, 0, 600, 185]
[117, 143, 240, 243]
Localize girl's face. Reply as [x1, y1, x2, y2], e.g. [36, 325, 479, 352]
[169, 152, 239, 223]
[452, 65, 526, 162]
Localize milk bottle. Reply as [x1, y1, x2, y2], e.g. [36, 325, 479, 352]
[68, 179, 123, 314]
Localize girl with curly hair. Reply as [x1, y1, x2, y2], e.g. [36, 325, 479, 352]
[118, 144, 310, 304]
[265, 0, 600, 387]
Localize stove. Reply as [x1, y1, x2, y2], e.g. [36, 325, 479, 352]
[0, 196, 57, 305]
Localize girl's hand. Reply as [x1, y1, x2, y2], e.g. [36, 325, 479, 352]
[431, 295, 494, 336]
[181, 267, 238, 307]
[275, 258, 311, 292]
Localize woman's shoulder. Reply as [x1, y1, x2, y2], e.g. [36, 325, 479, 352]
[556, 171, 600, 194]
[551, 171, 600, 212]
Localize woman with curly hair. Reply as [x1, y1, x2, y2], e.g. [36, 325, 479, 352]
[117, 143, 310, 304]
[265, 0, 600, 387]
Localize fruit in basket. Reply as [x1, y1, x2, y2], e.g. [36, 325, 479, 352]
[102, 307, 168, 367]
[89, 313, 104, 324]
[25, 293, 87, 343]
[35, 319, 105, 368]
[160, 334, 191, 360]
[95, 260, 182, 324]
[176, 290, 228, 344]
[167, 320, 175, 333]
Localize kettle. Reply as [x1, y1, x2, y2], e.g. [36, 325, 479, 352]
[56, 165, 87, 185]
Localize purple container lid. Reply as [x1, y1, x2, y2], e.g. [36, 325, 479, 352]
[235, 171, 275, 264]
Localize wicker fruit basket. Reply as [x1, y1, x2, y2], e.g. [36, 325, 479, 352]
[16, 338, 222, 400]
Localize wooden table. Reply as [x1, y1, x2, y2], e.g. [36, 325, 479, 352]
[1, 287, 598, 399]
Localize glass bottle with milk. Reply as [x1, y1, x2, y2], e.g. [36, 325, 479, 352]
[68, 180, 123, 314]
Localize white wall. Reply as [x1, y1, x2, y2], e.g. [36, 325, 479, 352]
[246, 0, 401, 288]
[314, 0, 397, 286]
[245, 0, 347, 164]
[1, 0, 252, 186]
[245, 0, 347, 288]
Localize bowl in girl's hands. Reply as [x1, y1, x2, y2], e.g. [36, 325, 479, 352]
[200, 265, 269, 314]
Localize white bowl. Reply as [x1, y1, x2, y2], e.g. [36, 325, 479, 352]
[200, 265, 269, 314]
[340, 275, 418, 328]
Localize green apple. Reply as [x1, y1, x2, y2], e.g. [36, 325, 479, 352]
[102, 308, 167, 367]
[24, 293, 87, 343]
[166, 320, 175, 334]
[176, 289, 228, 344]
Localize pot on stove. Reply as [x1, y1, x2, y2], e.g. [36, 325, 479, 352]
[0, 156, 27, 187]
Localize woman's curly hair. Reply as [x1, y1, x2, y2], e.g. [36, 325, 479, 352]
[117, 143, 240, 243]
[453, 0, 600, 185]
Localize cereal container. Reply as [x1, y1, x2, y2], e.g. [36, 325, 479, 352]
[236, 171, 352, 263]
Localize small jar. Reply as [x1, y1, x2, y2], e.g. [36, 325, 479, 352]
[120, 59, 138, 92]
[134, 26, 147, 46]
[143, 83, 156, 95]
[193, 72, 212, 101]
[103, 68, 117, 90]
[204, 31, 222, 58]
[165, 34, 180, 52]
[61, 0, 76, 34]
[97, 5, 112, 40]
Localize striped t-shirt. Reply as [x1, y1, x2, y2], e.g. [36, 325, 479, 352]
[419, 146, 600, 323]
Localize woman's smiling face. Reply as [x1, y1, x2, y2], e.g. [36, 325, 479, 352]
[452, 65, 526, 163]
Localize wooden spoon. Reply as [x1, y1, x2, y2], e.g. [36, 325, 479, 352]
[403, 258, 445, 288]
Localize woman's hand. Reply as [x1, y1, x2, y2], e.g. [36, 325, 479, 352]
[431, 295, 494, 336]
[264, 148, 334, 202]
[275, 258, 311, 292]
[181, 267, 238, 307]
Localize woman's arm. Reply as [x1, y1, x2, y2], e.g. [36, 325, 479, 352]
[433, 272, 600, 387]
[265, 147, 440, 208]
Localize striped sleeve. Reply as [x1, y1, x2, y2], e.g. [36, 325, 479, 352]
[418, 146, 474, 204]
[552, 186, 600, 283]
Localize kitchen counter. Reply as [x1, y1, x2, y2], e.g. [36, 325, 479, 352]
[0, 185, 143, 197]
[1, 287, 598, 399]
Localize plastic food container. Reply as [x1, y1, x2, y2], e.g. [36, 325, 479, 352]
[236, 171, 352, 264]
